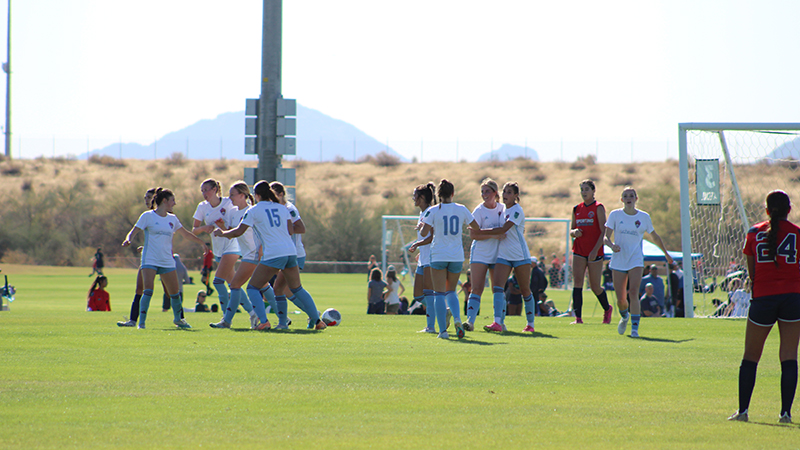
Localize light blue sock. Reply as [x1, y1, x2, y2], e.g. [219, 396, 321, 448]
[424, 289, 435, 330]
[246, 284, 268, 323]
[213, 277, 229, 310]
[620, 308, 629, 319]
[275, 295, 289, 326]
[238, 289, 253, 313]
[223, 288, 242, 324]
[291, 285, 320, 324]
[260, 285, 277, 321]
[445, 290, 461, 323]
[523, 294, 535, 325]
[631, 314, 640, 332]
[170, 293, 183, 322]
[466, 293, 481, 324]
[434, 291, 447, 333]
[288, 295, 309, 315]
[139, 289, 153, 326]
[492, 286, 505, 323]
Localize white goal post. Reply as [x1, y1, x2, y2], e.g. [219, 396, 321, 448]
[380, 215, 571, 285]
[679, 123, 800, 317]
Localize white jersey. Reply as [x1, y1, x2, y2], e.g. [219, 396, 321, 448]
[134, 210, 183, 268]
[470, 202, 505, 264]
[385, 279, 402, 305]
[285, 201, 306, 258]
[730, 289, 751, 318]
[497, 203, 531, 262]
[417, 209, 432, 266]
[241, 200, 296, 259]
[228, 206, 259, 261]
[422, 202, 475, 263]
[193, 197, 240, 256]
[605, 209, 654, 271]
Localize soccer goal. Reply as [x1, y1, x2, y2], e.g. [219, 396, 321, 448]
[679, 123, 800, 317]
[380, 215, 571, 286]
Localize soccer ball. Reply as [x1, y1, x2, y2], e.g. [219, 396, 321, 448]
[321, 308, 341, 326]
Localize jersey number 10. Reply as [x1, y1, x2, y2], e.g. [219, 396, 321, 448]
[441, 215, 460, 236]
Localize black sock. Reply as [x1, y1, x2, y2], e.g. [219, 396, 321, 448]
[597, 290, 610, 311]
[572, 288, 583, 318]
[739, 359, 758, 413]
[130, 294, 142, 321]
[781, 359, 797, 417]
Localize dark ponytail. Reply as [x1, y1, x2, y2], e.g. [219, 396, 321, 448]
[414, 182, 436, 206]
[153, 187, 174, 207]
[766, 190, 791, 266]
[437, 179, 454, 202]
[253, 181, 280, 203]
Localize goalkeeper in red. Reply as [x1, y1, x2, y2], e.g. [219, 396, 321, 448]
[730, 189, 800, 424]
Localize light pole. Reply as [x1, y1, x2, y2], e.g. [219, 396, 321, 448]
[3, 0, 10, 159]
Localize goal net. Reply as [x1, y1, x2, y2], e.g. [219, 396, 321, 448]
[679, 123, 800, 317]
[380, 215, 571, 287]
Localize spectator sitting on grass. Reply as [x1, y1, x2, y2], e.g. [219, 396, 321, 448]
[640, 283, 662, 317]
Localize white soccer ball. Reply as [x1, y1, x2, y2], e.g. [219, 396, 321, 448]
[321, 308, 341, 326]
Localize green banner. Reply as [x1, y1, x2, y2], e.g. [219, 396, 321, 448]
[696, 159, 720, 205]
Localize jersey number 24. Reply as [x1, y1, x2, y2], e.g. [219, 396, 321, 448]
[756, 232, 797, 264]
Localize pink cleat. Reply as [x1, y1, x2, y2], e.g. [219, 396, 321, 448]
[255, 321, 271, 331]
[602, 306, 614, 324]
[483, 322, 503, 332]
[523, 325, 535, 333]
[570, 318, 584, 324]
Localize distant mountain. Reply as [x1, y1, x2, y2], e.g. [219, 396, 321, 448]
[477, 143, 539, 162]
[84, 105, 407, 162]
[767, 136, 800, 160]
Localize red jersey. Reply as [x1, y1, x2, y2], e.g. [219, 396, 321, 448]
[572, 201, 604, 258]
[202, 250, 214, 269]
[87, 289, 110, 311]
[743, 219, 800, 298]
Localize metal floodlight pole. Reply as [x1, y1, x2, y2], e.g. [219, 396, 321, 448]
[258, 0, 282, 182]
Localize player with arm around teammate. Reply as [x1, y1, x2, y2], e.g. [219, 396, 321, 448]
[464, 178, 505, 332]
[479, 182, 537, 333]
[122, 188, 208, 329]
[729, 190, 800, 424]
[409, 179, 480, 339]
[215, 181, 327, 331]
[408, 182, 437, 333]
[118, 187, 157, 327]
[603, 186, 672, 338]
[570, 179, 613, 324]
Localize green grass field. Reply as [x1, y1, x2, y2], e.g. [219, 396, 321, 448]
[0, 264, 797, 449]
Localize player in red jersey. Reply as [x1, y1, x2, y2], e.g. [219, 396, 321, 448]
[729, 190, 800, 424]
[569, 180, 613, 324]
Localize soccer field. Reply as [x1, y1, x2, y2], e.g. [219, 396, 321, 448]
[0, 264, 797, 449]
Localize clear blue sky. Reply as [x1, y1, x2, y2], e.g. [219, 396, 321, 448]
[4, 0, 800, 161]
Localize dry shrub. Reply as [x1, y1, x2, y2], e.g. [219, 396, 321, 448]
[1, 249, 36, 265]
[530, 172, 547, 182]
[333, 156, 348, 165]
[546, 188, 570, 199]
[21, 179, 32, 191]
[778, 158, 800, 170]
[613, 174, 636, 186]
[1, 162, 22, 176]
[88, 154, 127, 168]
[191, 163, 208, 181]
[513, 157, 538, 170]
[291, 158, 309, 169]
[357, 154, 375, 164]
[623, 163, 637, 174]
[168, 152, 186, 166]
[366, 177, 375, 183]
[0, 154, 6, 162]
[96, 179, 106, 188]
[570, 160, 586, 171]
[791, 175, 800, 184]
[382, 190, 395, 199]
[374, 151, 401, 167]
[213, 159, 228, 172]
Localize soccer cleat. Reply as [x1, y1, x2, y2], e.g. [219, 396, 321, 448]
[455, 321, 465, 339]
[209, 320, 231, 329]
[484, 322, 503, 332]
[137, 323, 146, 329]
[437, 331, 449, 339]
[501, 323, 508, 332]
[463, 322, 474, 332]
[618, 315, 629, 335]
[603, 306, 614, 324]
[728, 410, 748, 422]
[418, 327, 436, 334]
[249, 311, 259, 330]
[446, 309, 452, 330]
[117, 320, 135, 327]
[779, 412, 792, 424]
[571, 318, 584, 324]
[255, 321, 271, 331]
[523, 325, 535, 333]
[631, 329, 639, 338]
[274, 324, 289, 330]
[174, 319, 192, 329]
[314, 319, 327, 330]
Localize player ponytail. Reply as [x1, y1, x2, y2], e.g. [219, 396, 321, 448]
[88, 275, 107, 296]
[145, 187, 157, 210]
[765, 190, 791, 266]
[230, 181, 255, 205]
[437, 179, 454, 202]
[253, 180, 280, 203]
[480, 178, 500, 202]
[414, 182, 436, 207]
[153, 187, 174, 207]
[201, 178, 221, 197]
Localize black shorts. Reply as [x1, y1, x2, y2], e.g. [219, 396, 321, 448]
[748, 292, 800, 327]
[572, 252, 603, 262]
